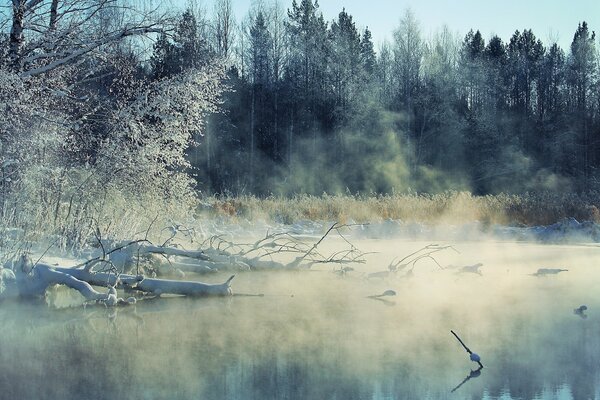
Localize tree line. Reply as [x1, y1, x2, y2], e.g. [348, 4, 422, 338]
[2, 0, 598, 200]
[150, 0, 599, 195]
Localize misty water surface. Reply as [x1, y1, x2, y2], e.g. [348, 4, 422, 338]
[1, 240, 600, 400]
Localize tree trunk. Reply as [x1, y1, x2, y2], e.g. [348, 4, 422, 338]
[55, 266, 235, 297]
[49, 0, 59, 30]
[9, 1, 25, 70]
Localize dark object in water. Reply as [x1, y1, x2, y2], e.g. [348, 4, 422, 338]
[574, 305, 588, 318]
[367, 289, 396, 298]
[367, 270, 393, 279]
[366, 290, 397, 306]
[532, 268, 568, 276]
[451, 330, 484, 369]
[458, 263, 483, 275]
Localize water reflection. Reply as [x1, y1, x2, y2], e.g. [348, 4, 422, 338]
[451, 366, 483, 393]
[367, 296, 396, 306]
[0, 241, 600, 399]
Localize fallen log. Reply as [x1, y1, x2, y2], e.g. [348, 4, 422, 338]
[0, 222, 364, 304]
[55, 266, 235, 297]
[0, 254, 234, 304]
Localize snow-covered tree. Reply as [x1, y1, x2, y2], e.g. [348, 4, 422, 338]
[98, 65, 226, 200]
[0, 1, 226, 243]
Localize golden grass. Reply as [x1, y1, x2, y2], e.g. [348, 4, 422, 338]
[198, 191, 600, 226]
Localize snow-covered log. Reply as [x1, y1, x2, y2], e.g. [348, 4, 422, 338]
[0, 254, 234, 303]
[129, 275, 235, 296]
[0, 223, 363, 303]
[2, 255, 107, 301]
[52, 266, 234, 297]
[56, 266, 234, 297]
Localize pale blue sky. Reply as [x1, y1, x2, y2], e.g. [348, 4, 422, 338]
[190, 0, 600, 51]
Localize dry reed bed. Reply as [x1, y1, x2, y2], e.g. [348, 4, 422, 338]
[200, 191, 600, 227]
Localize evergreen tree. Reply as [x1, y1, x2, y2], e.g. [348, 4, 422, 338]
[417, 26, 465, 174]
[249, 12, 272, 88]
[150, 33, 173, 79]
[285, 0, 330, 142]
[249, 11, 276, 164]
[538, 43, 565, 121]
[506, 29, 545, 116]
[567, 22, 597, 183]
[568, 22, 597, 114]
[360, 28, 376, 75]
[329, 8, 361, 123]
[164, 2, 600, 195]
[537, 43, 568, 173]
[150, 9, 211, 80]
[484, 35, 508, 111]
[459, 30, 485, 112]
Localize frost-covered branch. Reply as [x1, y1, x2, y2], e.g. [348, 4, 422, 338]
[20, 24, 163, 77]
[7, 0, 170, 75]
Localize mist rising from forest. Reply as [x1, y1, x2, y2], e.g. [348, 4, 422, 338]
[171, 0, 598, 196]
[199, 110, 471, 195]
[1, 0, 598, 245]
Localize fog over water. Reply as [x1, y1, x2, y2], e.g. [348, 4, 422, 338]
[1, 238, 599, 399]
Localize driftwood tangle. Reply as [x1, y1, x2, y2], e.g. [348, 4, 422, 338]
[0, 223, 365, 305]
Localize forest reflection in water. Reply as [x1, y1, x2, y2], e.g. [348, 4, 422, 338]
[0, 241, 600, 400]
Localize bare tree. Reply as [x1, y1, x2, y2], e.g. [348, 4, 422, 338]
[5, 0, 166, 77]
[267, 0, 287, 82]
[392, 8, 423, 150]
[212, 0, 235, 61]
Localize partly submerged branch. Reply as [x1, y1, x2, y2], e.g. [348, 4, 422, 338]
[1, 254, 234, 303]
[0, 222, 364, 304]
[368, 244, 457, 279]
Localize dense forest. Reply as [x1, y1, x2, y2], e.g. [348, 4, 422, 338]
[1, 0, 599, 212]
[147, 0, 599, 196]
